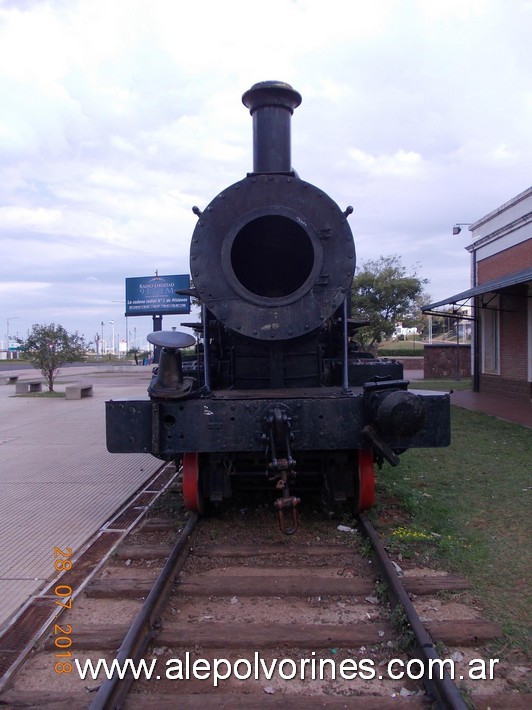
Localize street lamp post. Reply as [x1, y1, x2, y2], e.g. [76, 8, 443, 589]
[100, 321, 105, 356]
[111, 301, 128, 358]
[6, 316, 19, 340]
[6, 317, 20, 356]
[109, 320, 115, 355]
[452, 222, 473, 384]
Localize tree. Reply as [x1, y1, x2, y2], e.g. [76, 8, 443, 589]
[22, 323, 87, 392]
[350, 255, 429, 351]
[127, 346, 141, 365]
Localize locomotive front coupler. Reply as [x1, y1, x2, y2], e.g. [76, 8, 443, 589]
[263, 406, 297, 477]
[263, 405, 300, 534]
[274, 482, 300, 536]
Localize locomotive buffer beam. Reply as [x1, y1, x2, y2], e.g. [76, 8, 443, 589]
[106, 387, 451, 457]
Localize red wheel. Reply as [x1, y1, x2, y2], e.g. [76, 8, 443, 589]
[354, 448, 375, 513]
[182, 452, 204, 514]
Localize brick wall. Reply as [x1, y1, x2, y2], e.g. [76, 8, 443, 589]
[499, 288, 529, 380]
[476, 284, 529, 400]
[477, 239, 532, 283]
[395, 357, 424, 371]
[424, 344, 471, 379]
[480, 374, 532, 400]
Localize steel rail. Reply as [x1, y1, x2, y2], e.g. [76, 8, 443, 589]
[358, 513, 468, 710]
[89, 512, 199, 710]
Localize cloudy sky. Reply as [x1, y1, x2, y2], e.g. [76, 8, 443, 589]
[1, 0, 531, 352]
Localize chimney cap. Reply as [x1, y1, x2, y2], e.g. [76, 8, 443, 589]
[242, 81, 302, 114]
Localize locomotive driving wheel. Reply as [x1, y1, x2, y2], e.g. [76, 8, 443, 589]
[182, 452, 204, 514]
[354, 448, 375, 513]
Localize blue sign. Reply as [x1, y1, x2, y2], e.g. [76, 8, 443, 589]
[125, 274, 191, 317]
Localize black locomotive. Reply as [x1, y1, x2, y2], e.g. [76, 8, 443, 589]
[106, 81, 450, 533]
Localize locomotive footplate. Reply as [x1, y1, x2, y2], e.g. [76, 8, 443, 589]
[106, 386, 450, 459]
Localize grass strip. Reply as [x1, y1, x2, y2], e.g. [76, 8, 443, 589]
[373, 405, 531, 657]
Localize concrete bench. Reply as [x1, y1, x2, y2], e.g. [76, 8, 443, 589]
[1, 375, 19, 385]
[15, 381, 42, 394]
[65, 383, 93, 400]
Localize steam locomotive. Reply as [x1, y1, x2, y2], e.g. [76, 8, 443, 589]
[106, 81, 450, 533]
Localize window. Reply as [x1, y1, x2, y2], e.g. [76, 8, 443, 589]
[482, 294, 500, 374]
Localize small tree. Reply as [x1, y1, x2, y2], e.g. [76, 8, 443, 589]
[350, 255, 429, 351]
[23, 323, 87, 392]
[127, 346, 141, 365]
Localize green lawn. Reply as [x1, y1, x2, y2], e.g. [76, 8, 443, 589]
[373, 406, 531, 656]
[379, 339, 425, 351]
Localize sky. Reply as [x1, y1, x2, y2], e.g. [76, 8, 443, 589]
[1, 0, 531, 352]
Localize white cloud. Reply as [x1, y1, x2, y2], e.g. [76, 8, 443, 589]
[347, 148, 427, 178]
[0, 0, 530, 342]
[0, 206, 62, 228]
[86, 170, 140, 191]
[0, 281, 50, 294]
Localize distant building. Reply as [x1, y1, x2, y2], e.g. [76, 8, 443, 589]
[424, 186, 532, 401]
[392, 322, 418, 340]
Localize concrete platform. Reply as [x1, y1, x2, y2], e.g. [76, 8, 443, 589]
[0, 364, 161, 633]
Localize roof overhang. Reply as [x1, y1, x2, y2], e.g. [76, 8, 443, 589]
[422, 267, 532, 319]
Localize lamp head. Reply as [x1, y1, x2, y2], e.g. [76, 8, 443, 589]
[453, 222, 471, 235]
[147, 330, 196, 400]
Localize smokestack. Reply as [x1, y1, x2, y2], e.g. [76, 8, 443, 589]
[242, 81, 302, 174]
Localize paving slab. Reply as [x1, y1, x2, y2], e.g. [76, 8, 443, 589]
[0, 365, 161, 632]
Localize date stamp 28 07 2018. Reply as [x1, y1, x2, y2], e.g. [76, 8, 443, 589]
[52, 546, 74, 675]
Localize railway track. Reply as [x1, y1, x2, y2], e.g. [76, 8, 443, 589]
[0, 476, 527, 709]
